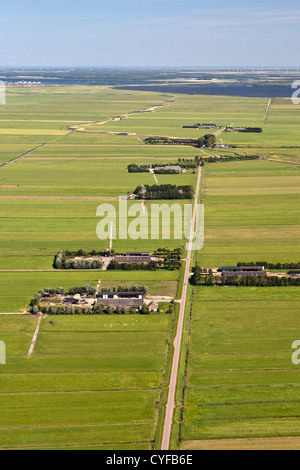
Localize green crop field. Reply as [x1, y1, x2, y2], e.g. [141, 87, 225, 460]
[1, 84, 300, 450]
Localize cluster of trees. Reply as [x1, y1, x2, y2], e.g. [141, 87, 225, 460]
[64, 249, 111, 258]
[37, 303, 151, 316]
[108, 260, 181, 271]
[190, 265, 213, 285]
[30, 284, 97, 309]
[30, 287, 65, 308]
[128, 161, 199, 173]
[200, 155, 260, 164]
[68, 284, 97, 296]
[182, 123, 217, 129]
[65, 259, 102, 270]
[226, 127, 262, 133]
[53, 250, 104, 270]
[220, 276, 300, 287]
[101, 286, 148, 293]
[134, 184, 194, 200]
[154, 168, 180, 174]
[144, 135, 217, 148]
[153, 248, 183, 261]
[237, 261, 300, 270]
[166, 300, 176, 314]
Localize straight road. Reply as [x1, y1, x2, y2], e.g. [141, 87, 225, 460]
[161, 165, 202, 450]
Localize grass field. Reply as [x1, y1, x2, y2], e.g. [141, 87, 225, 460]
[1, 85, 300, 449]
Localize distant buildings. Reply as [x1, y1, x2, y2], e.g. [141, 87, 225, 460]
[114, 252, 151, 264]
[153, 165, 186, 174]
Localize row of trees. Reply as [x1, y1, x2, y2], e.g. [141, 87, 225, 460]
[134, 184, 194, 200]
[30, 284, 97, 307]
[128, 164, 150, 173]
[153, 248, 183, 261]
[53, 250, 105, 270]
[191, 266, 300, 287]
[226, 127, 262, 133]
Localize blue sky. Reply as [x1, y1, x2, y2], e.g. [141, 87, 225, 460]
[1, 0, 299, 66]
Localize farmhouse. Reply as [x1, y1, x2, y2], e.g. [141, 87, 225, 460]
[96, 291, 144, 309]
[220, 266, 266, 277]
[114, 252, 151, 264]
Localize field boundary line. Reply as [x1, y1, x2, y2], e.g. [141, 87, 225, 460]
[27, 315, 43, 358]
[0, 144, 46, 168]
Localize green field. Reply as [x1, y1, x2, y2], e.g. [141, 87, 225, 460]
[0, 314, 172, 450]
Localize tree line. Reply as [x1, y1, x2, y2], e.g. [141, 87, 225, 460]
[191, 264, 300, 287]
[53, 250, 104, 270]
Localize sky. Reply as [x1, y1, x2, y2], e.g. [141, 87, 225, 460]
[0, 0, 300, 67]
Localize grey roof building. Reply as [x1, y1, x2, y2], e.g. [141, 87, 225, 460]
[153, 165, 184, 173]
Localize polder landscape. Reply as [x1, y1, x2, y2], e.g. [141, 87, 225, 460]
[1, 69, 300, 450]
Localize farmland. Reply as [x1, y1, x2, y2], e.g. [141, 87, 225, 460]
[0, 314, 172, 450]
[0, 84, 300, 449]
